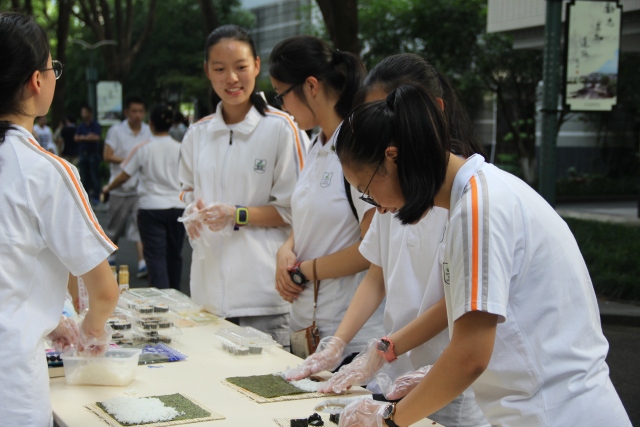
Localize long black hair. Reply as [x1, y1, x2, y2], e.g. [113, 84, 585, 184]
[336, 84, 450, 225]
[204, 25, 267, 116]
[354, 53, 484, 158]
[0, 12, 50, 142]
[269, 35, 366, 119]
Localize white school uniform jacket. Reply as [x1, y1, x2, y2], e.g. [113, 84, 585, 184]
[105, 120, 152, 197]
[443, 154, 631, 426]
[290, 129, 384, 357]
[121, 135, 183, 210]
[179, 103, 308, 318]
[0, 126, 116, 427]
[360, 210, 488, 427]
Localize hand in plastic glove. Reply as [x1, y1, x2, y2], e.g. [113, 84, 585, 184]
[377, 365, 432, 400]
[319, 339, 386, 394]
[275, 245, 303, 303]
[77, 318, 112, 356]
[46, 316, 79, 352]
[179, 199, 206, 240]
[284, 337, 347, 381]
[338, 398, 388, 427]
[201, 203, 236, 232]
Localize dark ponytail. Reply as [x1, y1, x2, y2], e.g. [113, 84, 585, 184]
[204, 25, 266, 116]
[149, 104, 173, 133]
[336, 84, 449, 225]
[269, 36, 366, 119]
[355, 53, 484, 158]
[0, 12, 50, 142]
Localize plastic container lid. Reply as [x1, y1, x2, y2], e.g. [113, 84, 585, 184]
[214, 326, 278, 347]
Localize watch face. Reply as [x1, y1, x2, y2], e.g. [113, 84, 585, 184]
[382, 404, 393, 419]
[291, 271, 304, 285]
[377, 339, 390, 353]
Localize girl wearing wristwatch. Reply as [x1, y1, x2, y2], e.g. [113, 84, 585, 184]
[178, 25, 309, 346]
[270, 36, 385, 366]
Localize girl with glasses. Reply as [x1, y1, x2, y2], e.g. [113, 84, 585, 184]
[269, 36, 384, 368]
[0, 12, 119, 426]
[333, 83, 630, 427]
[287, 53, 488, 427]
[178, 25, 308, 346]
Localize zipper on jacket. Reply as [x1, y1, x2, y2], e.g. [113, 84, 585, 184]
[229, 130, 233, 145]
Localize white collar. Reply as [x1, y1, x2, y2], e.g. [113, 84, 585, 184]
[207, 102, 262, 136]
[450, 154, 486, 208]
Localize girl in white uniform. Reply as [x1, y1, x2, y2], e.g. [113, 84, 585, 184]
[269, 36, 384, 365]
[179, 25, 308, 346]
[333, 84, 631, 426]
[103, 105, 186, 290]
[0, 12, 119, 427]
[287, 54, 488, 427]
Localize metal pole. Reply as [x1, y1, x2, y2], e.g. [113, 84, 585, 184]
[539, 0, 563, 206]
[86, 51, 98, 115]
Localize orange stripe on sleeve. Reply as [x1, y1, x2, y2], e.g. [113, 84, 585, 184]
[27, 139, 117, 249]
[470, 175, 480, 311]
[266, 110, 305, 170]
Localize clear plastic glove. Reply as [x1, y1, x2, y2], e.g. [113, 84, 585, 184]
[77, 319, 112, 356]
[338, 398, 388, 427]
[319, 339, 386, 394]
[377, 365, 432, 400]
[201, 203, 235, 234]
[284, 337, 347, 381]
[178, 199, 206, 240]
[46, 316, 79, 352]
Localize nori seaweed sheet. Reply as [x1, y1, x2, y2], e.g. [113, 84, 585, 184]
[226, 374, 306, 398]
[96, 393, 211, 426]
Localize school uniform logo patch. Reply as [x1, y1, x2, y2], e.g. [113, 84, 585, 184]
[442, 262, 450, 285]
[320, 172, 333, 188]
[254, 159, 267, 173]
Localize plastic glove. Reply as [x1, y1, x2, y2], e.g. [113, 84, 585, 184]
[319, 339, 386, 394]
[77, 319, 112, 356]
[377, 365, 432, 400]
[178, 199, 205, 240]
[201, 203, 236, 233]
[46, 316, 79, 352]
[338, 398, 388, 427]
[284, 337, 347, 381]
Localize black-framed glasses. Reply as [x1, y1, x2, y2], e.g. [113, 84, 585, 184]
[274, 83, 299, 106]
[359, 156, 385, 207]
[42, 60, 64, 80]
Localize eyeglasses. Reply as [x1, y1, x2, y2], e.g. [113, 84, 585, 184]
[274, 84, 299, 106]
[42, 60, 64, 80]
[359, 156, 385, 207]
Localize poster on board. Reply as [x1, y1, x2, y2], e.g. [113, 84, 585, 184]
[97, 81, 123, 125]
[564, 0, 622, 112]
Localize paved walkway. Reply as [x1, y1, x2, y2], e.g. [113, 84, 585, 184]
[556, 200, 640, 225]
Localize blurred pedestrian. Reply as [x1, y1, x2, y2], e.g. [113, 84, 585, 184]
[169, 110, 187, 142]
[103, 104, 185, 289]
[59, 114, 78, 163]
[75, 104, 102, 205]
[103, 96, 151, 276]
[33, 115, 57, 154]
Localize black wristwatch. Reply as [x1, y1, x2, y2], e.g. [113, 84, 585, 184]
[383, 402, 400, 427]
[290, 262, 309, 285]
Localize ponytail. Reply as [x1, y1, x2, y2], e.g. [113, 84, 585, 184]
[269, 36, 366, 119]
[336, 83, 449, 225]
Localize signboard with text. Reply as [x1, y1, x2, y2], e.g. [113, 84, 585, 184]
[564, 0, 622, 112]
[97, 81, 123, 125]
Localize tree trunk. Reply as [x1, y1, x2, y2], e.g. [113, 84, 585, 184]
[197, 0, 220, 35]
[519, 156, 537, 184]
[315, 0, 359, 54]
[51, 0, 73, 126]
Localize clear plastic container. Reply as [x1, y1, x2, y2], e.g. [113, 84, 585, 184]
[62, 348, 142, 386]
[214, 326, 278, 355]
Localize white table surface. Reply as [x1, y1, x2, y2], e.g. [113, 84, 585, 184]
[50, 320, 442, 426]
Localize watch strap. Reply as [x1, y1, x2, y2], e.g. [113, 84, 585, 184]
[234, 205, 248, 230]
[377, 336, 398, 362]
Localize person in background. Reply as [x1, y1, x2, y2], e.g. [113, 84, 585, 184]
[75, 104, 102, 205]
[33, 115, 57, 154]
[59, 114, 78, 164]
[0, 12, 119, 426]
[269, 35, 384, 365]
[169, 110, 188, 142]
[179, 25, 308, 346]
[103, 104, 185, 290]
[52, 119, 63, 153]
[103, 96, 151, 277]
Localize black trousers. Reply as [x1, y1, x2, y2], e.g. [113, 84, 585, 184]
[137, 208, 186, 289]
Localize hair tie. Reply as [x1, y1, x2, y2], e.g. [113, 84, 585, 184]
[332, 49, 343, 64]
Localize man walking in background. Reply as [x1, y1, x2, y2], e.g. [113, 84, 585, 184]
[75, 105, 102, 205]
[104, 96, 151, 277]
